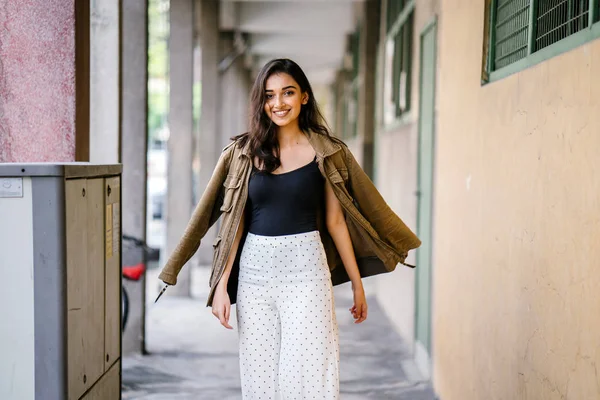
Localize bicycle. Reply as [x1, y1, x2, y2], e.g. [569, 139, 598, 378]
[122, 234, 159, 332]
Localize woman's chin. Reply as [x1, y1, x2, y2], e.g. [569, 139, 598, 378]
[270, 118, 294, 127]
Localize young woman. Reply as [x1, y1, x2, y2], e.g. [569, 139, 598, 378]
[158, 58, 421, 399]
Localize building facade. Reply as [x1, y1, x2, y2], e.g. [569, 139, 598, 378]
[335, 0, 600, 398]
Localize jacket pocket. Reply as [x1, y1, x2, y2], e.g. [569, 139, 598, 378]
[220, 174, 241, 213]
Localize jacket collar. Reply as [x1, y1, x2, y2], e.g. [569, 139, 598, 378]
[306, 130, 343, 158]
[239, 130, 342, 159]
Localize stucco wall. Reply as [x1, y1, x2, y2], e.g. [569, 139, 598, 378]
[374, 0, 440, 352]
[434, 2, 600, 399]
[0, 0, 76, 162]
[374, 125, 419, 343]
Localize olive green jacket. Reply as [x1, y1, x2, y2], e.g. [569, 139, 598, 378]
[158, 132, 421, 306]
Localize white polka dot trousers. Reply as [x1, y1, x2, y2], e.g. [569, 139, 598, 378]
[237, 231, 340, 400]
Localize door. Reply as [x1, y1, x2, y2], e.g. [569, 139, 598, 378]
[415, 17, 437, 379]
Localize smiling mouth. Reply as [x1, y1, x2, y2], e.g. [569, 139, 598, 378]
[273, 109, 290, 117]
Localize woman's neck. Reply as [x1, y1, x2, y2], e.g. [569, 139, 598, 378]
[276, 123, 304, 148]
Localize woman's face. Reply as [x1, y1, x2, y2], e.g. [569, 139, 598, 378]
[263, 72, 308, 128]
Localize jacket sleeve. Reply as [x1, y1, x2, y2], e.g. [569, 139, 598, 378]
[345, 147, 422, 257]
[158, 146, 234, 285]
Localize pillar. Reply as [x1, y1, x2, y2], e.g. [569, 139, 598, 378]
[194, 0, 221, 265]
[357, 0, 380, 179]
[0, 0, 86, 162]
[121, 0, 148, 354]
[166, 0, 194, 296]
[89, 0, 121, 164]
[219, 33, 251, 151]
[333, 70, 346, 140]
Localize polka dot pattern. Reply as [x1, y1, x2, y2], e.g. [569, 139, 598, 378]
[236, 230, 340, 399]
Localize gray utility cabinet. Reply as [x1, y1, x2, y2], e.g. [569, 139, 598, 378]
[0, 163, 122, 400]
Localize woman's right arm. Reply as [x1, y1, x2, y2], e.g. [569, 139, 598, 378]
[158, 145, 234, 285]
[211, 208, 245, 329]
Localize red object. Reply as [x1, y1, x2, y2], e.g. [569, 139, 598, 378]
[123, 263, 145, 281]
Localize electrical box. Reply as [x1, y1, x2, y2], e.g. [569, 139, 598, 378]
[0, 163, 122, 400]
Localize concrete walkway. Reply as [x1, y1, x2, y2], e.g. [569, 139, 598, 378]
[122, 267, 436, 399]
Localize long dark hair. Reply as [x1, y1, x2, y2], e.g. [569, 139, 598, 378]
[234, 58, 335, 173]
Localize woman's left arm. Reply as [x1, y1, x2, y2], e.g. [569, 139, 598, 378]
[324, 180, 368, 324]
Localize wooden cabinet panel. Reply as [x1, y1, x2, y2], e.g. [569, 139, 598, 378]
[81, 360, 120, 400]
[66, 179, 106, 399]
[104, 177, 121, 370]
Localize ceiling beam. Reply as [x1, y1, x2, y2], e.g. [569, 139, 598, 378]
[234, 2, 355, 33]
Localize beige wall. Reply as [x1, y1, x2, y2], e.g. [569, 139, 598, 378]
[434, 2, 600, 399]
[374, 126, 419, 342]
[374, 0, 440, 351]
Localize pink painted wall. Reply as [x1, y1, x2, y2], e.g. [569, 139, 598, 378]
[0, 0, 76, 162]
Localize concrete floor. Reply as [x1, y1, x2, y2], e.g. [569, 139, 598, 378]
[122, 267, 436, 399]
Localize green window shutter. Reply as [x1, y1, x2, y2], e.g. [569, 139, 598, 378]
[392, 26, 402, 108]
[387, 0, 406, 33]
[401, 12, 413, 116]
[493, 0, 531, 70]
[392, 12, 413, 117]
[381, 0, 414, 126]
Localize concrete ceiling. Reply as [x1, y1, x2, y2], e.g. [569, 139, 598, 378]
[220, 0, 362, 86]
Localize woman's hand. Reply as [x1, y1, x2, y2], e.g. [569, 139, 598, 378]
[211, 285, 233, 329]
[350, 284, 368, 323]
[211, 208, 244, 330]
[324, 180, 368, 323]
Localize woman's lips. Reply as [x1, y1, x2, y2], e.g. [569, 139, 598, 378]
[273, 109, 290, 118]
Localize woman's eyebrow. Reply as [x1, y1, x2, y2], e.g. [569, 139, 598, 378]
[265, 85, 297, 92]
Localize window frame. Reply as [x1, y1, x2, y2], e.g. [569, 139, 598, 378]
[483, 0, 600, 83]
[381, 0, 415, 128]
[341, 28, 361, 140]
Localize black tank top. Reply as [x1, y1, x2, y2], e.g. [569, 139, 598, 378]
[246, 159, 324, 236]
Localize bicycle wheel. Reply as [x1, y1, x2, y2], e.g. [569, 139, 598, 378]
[122, 286, 129, 332]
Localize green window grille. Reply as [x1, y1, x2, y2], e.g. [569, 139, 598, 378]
[536, 0, 590, 50]
[392, 12, 413, 117]
[387, 0, 408, 33]
[488, 0, 600, 74]
[382, 0, 414, 125]
[341, 28, 361, 139]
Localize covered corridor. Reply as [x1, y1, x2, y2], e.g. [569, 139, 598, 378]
[2, 0, 600, 399]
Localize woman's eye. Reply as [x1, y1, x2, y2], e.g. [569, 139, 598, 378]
[285, 91, 294, 96]
[265, 94, 274, 99]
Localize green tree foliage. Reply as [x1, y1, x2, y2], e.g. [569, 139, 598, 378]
[148, 0, 169, 142]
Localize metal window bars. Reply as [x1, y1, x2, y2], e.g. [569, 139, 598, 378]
[490, 0, 600, 71]
[536, 0, 590, 49]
